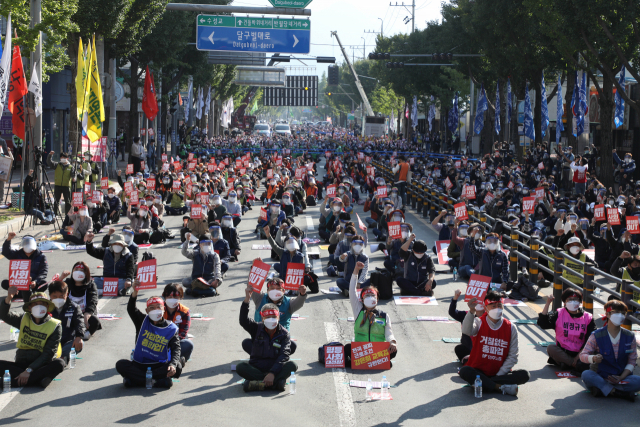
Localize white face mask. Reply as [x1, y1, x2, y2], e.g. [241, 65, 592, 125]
[352, 245, 363, 254]
[474, 233, 482, 240]
[72, 271, 86, 281]
[222, 220, 232, 227]
[489, 308, 503, 320]
[475, 304, 484, 312]
[333, 205, 341, 212]
[263, 318, 279, 330]
[31, 305, 47, 318]
[108, 193, 115, 198]
[363, 296, 377, 308]
[610, 313, 625, 326]
[569, 246, 581, 255]
[165, 298, 179, 309]
[79, 210, 88, 217]
[414, 252, 425, 259]
[23, 241, 37, 253]
[459, 229, 468, 237]
[148, 309, 164, 322]
[565, 301, 580, 311]
[486, 243, 498, 251]
[139, 210, 148, 217]
[201, 245, 212, 254]
[285, 243, 297, 251]
[268, 289, 284, 301]
[229, 196, 237, 202]
[112, 245, 124, 253]
[401, 231, 408, 239]
[52, 298, 66, 309]
[124, 234, 134, 244]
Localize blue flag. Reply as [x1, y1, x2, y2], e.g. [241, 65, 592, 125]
[474, 85, 487, 135]
[524, 83, 535, 141]
[428, 95, 435, 132]
[541, 71, 549, 138]
[615, 67, 625, 128]
[448, 94, 458, 134]
[495, 81, 501, 134]
[506, 79, 512, 123]
[575, 71, 587, 137]
[556, 74, 564, 143]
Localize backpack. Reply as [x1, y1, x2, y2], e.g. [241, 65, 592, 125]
[318, 342, 344, 364]
[141, 251, 155, 262]
[304, 271, 319, 294]
[370, 269, 394, 300]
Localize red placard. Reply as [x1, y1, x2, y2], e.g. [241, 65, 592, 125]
[376, 186, 388, 198]
[444, 177, 453, 190]
[191, 204, 203, 219]
[223, 157, 229, 165]
[235, 158, 242, 168]
[358, 152, 364, 160]
[351, 342, 391, 370]
[248, 259, 271, 293]
[92, 190, 103, 204]
[523, 197, 536, 214]
[465, 274, 492, 302]
[325, 345, 345, 368]
[185, 183, 193, 198]
[267, 169, 273, 179]
[366, 166, 374, 176]
[627, 217, 640, 234]
[535, 187, 544, 199]
[284, 262, 305, 291]
[188, 162, 196, 171]
[594, 204, 605, 221]
[126, 164, 133, 175]
[9, 260, 31, 290]
[162, 153, 167, 163]
[84, 182, 91, 195]
[146, 178, 156, 190]
[507, 181, 515, 189]
[295, 168, 304, 179]
[435, 241, 451, 265]
[172, 180, 181, 190]
[102, 278, 119, 297]
[207, 163, 215, 172]
[455, 160, 461, 168]
[463, 158, 468, 167]
[464, 185, 476, 200]
[173, 161, 181, 171]
[188, 153, 194, 161]
[260, 207, 268, 221]
[387, 221, 402, 239]
[356, 213, 367, 232]
[538, 162, 545, 170]
[480, 162, 486, 170]
[129, 191, 139, 205]
[365, 156, 372, 163]
[325, 151, 332, 158]
[495, 167, 502, 176]
[141, 129, 146, 136]
[607, 208, 620, 225]
[136, 259, 157, 289]
[162, 162, 170, 172]
[198, 192, 209, 204]
[326, 184, 337, 198]
[454, 202, 468, 220]
[276, 156, 283, 166]
[72, 191, 84, 207]
[483, 192, 495, 204]
[101, 177, 109, 190]
[410, 157, 415, 165]
[124, 182, 133, 195]
[140, 160, 145, 170]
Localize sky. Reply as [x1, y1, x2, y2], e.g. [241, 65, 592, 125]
[229, 0, 445, 78]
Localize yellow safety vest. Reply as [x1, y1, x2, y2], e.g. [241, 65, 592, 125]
[562, 253, 586, 285]
[16, 313, 62, 358]
[622, 269, 640, 303]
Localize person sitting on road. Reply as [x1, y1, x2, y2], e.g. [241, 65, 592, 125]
[458, 290, 530, 396]
[344, 262, 397, 367]
[60, 261, 102, 340]
[258, 199, 286, 239]
[181, 233, 223, 297]
[115, 284, 182, 388]
[180, 212, 208, 243]
[469, 231, 510, 291]
[264, 226, 306, 284]
[335, 235, 369, 296]
[162, 283, 193, 365]
[102, 226, 139, 264]
[209, 225, 231, 275]
[85, 232, 134, 295]
[62, 205, 93, 245]
[397, 237, 437, 296]
[449, 289, 485, 364]
[48, 280, 85, 364]
[452, 221, 481, 280]
[580, 299, 640, 401]
[0, 290, 66, 388]
[126, 204, 154, 244]
[237, 287, 298, 393]
[220, 215, 241, 261]
[222, 190, 242, 227]
[165, 187, 189, 216]
[538, 289, 594, 374]
[106, 187, 122, 224]
[1, 233, 49, 300]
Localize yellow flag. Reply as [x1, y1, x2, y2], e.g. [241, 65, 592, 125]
[84, 36, 104, 142]
[75, 37, 86, 118]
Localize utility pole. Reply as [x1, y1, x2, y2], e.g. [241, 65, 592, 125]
[108, 57, 116, 176]
[378, 17, 383, 37]
[390, 1, 415, 33]
[30, 0, 42, 172]
[361, 37, 366, 60]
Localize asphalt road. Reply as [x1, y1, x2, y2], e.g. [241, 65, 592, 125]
[0, 159, 638, 426]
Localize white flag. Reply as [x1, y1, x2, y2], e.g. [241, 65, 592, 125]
[227, 97, 233, 126]
[204, 86, 211, 117]
[184, 80, 192, 123]
[198, 87, 205, 119]
[0, 15, 12, 115]
[389, 109, 395, 132]
[195, 86, 201, 120]
[28, 61, 42, 117]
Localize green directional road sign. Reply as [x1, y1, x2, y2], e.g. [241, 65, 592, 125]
[268, 0, 313, 8]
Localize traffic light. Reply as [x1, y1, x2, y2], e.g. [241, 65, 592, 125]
[326, 92, 333, 96]
[432, 53, 453, 61]
[368, 52, 391, 60]
[385, 62, 404, 68]
[328, 65, 339, 85]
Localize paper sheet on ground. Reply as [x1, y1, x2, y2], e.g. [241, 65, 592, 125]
[394, 296, 438, 305]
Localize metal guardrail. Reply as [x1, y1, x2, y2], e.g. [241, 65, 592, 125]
[372, 160, 640, 330]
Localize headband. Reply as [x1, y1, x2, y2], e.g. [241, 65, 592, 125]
[73, 264, 85, 271]
[147, 297, 164, 308]
[260, 309, 279, 318]
[484, 297, 505, 306]
[361, 288, 378, 298]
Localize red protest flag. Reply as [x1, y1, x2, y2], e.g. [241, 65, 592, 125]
[8, 45, 28, 141]
[142, 67, 158, 121]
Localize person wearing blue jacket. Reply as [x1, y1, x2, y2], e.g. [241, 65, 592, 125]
[469, 230, 510, 290]
[106, 187, 122, 224]
[258, 200, 286, 239]
[209, 225, 230, 274]
[613, 148, 636, 191]
[2, 234, 49, 300]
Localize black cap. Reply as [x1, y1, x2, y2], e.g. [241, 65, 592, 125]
[412, 240, 427, 253]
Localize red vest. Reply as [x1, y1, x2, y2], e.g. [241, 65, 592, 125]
[572, 166, 587, 183]
[467, 314, 512, 377]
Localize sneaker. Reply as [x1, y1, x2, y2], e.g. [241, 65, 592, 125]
[84, 331, 92, 341]
[154, 377, 173, 388]
[612, 389, 636, 402]
[274, 379, 287, 392]
[123, 378, 133, 388]
[589, 386, 602, 397]
[40, 377, 53, 389]
[499, 384, 518, 396]
[342, 288, 349, 298]
[243, 380, 266, 392]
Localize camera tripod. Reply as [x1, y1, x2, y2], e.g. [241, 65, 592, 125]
[20, 147, 62, 233]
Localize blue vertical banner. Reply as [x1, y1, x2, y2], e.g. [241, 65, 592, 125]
[428, 95, 435, 132]
[495, 80, 501, 134]
[615, 66, 625, 128]
[524, 83, 535, 141]
[474, 85, 487, 135]
[556, 74, 564, 143]
[448, 94, 459, 134]
[506, 79, 512, 123]
[411, 96, 418, 129]
[575, 71, 587, 137]
[540, 71, 549, 138]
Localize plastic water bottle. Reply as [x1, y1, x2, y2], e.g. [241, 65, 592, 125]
[289, 371, 296, 395]
[453, 267, 458, 280]
[474, 375, 482, 398]
[594, 286, 601, 298]
[9, 327, 18, 342]
[381, 375, 389, 399]
[130, 349, 135, 361]
[69, 348, 76, 369]
[145, 367, 153, 389]
[3, 370, 10, 393]
[366, 378, 373, 401]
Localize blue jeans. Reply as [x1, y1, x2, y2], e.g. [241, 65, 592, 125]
[336, 278, 370, 291]
[345, 206, 353, 214]
[29, 208, 53, 223]
[582, 370, 640, 396]
[458, 265, 475, 280]
[180, 339, 194, 361]
[61, 339, 83, 360]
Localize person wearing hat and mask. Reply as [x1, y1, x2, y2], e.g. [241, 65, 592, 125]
[60, 261, 101, 340]
[246, 276, 306, 355]
[318, 196, 343, 242]
[452, 221, 481, 280]
[209, 194, 229, 222]
[258, 199, 286, 240]
[561, 236, 593, 286]
[344, 262, 397, 367]
[105, 187, 122, 224]
[459, 290, 529, 396]
[102, 226, 139, 263]
[0, 289, 66, 388]
[449, 289, 485, 364]
[48, 280, 85, 363]
[209, 225, 231, 274]
[162, 283, 193, 365]
[222, 190, 243, 226]
[165, 186, 188, 216]
[47, 151, 83, 215]
[82, 150, 101, 191]
[126, 203, 153, 244]
[470, 231, 510, 290]
[580, 300, 640, 401]
[181, 209, 209, 243]
[62, 205, 93, 245]
[539, 289, 594, 374]
[238, 287, 298, 392]
[264, 227, 307, 284]
[181, 233, 223, 297]
[85, 232, 135, 295]
[115, 283, 182, 388]
[397, 236, 437, 296]
[2, 233, 49, 299]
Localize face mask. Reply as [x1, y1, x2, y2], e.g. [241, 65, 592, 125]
[489, 308, 503, 320]
[363, 296, 377, 309]
[52, 298, 66, 309]
[123, 234, 133, 245]
[61, 159, 69, 165]
[283, 198, 291, 205]
[72, 271, 86, 281]
[486, 243, 498, 251]
[23, 241, 36, 253]
[610, 313, 625, 326]
[269, 181, 276, 186]
[401, 231, 408, 239]
[569, 246, 581, 255]
[285, 243, 296, 251]
[271, 207, 280, 214]
[222, 220, 232, 228]
[229, 196, 237, 202]
[201, 245, 212, 254]
[333, 205, 341, 212]
[31, 305, 48, 318]
[459, 229, 468, 237]
[475, 233, 482, 240]
[112, 245, 124, 253]
[565, 301, 580, 311]
[414, 252, 425, 259]
[475, 304, 484, 312]
[108, 193, 115, 198]
[165, 298, 179, 309]
[79, 210, 88, 217]
[263, 318, 279, 330]
[163, 179, 170, 184]
[148, 309, 164, 322]
[139, 210, 148, 217]
[268, 289, 284, 301]
[352, 245, 363, 254]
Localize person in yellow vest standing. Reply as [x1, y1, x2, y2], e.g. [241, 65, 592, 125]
[47, 151, 83, 215]
[0, 289, 65, 388]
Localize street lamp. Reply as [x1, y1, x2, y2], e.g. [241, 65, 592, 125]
[378, 17, 383, 37]
[361, 36, 366, 60]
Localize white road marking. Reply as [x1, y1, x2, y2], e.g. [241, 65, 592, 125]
[97, 296, 115, 312]
[313, 259, 324, 277]
[324, 322, 356, 427]
[306, 215, 315, 231]
[0, 388, 23, 414]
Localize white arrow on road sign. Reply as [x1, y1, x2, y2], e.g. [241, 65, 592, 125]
[293, 35, 299, 48]
[208, 31, 215, 45]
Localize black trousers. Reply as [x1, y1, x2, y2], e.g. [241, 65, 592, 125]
[1, 279, 32, 301]
[87, 314, 102, 334]
[455, 344, 471, 362]
[0, 358, 66, 387]
[242, 338, 297, 355]
[459, 366, 530, 392]
[133, 231, 150, 244]
[115, 360, 182, 387]
[53, 185, 71, 215]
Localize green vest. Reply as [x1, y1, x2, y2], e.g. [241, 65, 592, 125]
[354, 309, 386, 342]
[170, 192, 185, 208]
[54, 163, 73, 187]
[622, 269, 640, 302]
[87, 161, 99, 183]
[562, 252, 586, 285]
